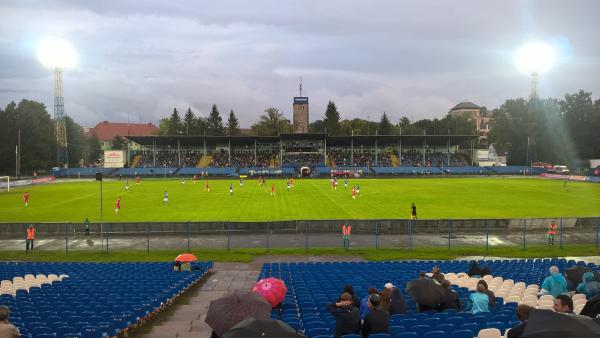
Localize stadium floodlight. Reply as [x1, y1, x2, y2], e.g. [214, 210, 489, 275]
[37, 37, 77, 69]
[515, 42, 556, 99]
[37, 37, 77, 167]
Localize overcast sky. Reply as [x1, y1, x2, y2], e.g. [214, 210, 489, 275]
[1, 0, 599, 127]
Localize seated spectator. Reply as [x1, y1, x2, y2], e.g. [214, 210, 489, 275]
[327, 292, 361, 338]
[438, 280, 460, 311]
[580, 293, 600, 318]
[362, 294, 389, 337]
[337, 285, 361, 309]
[468, 261, 482, 277]
[432, 266, 445, 284]
[0, 305, 20, 338]
[477, 280, 496, 308]
[181, 262, 191, 272]
[577, 272, 600, 299]
[481, 265, 492, 276]
[468, 283, 490, 314]
[173, 261, 182, 271]
[360, 287, 378, 319]
[542, 266, 568, 297]
[388, 286, 406, 315]
[553, 294, 574, 314]
[507, 304, 533, 338]
[379, 283, 394, 311]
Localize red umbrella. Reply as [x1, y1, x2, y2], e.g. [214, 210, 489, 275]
[174, 253, 197, 262]
[252, 278, 288, 307]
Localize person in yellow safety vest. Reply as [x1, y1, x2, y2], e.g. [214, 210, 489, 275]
[547, 221, 558, 245]
[26, 225, 35, 252]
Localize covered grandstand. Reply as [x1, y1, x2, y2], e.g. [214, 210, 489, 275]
[53, 134, 544, 177]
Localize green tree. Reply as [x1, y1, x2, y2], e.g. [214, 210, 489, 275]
[84, 135, 102, 164]
[250, 108, 292, 136]
[323, 100, 341, 135]
[65, 116, 86, 167]
[196, 116, 208, 135]
[157, 117, 170, 135]
[207, 104, 225, 135]
[226, 109, 241, 136]
[309, 120, 324, 133]
[168, 108, 183, 135]
[0, 100, 55, 174]
[379, 112, 394, 135]
[398, 117, 411, 134]
[183, 107, 196, 135]
[112, 135, 125, 150]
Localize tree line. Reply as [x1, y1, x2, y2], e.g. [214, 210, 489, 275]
[0, 100, 102, 176]
[1, 88, 598, 175]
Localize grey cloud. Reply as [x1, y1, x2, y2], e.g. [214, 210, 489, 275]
[0, 0, 599, 127]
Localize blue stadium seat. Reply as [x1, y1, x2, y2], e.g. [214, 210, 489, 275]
[451, 330, 474, 338]
[483, 322, 505, 334]
[395, 333, 418, 338]
[423, 331, 446, 338]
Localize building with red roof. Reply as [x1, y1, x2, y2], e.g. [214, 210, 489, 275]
[89, 121, 158, 150]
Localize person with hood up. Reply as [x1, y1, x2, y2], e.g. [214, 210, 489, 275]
[468, 261, 483, 278]
[576, 271, 600, 299]
[477, 280, 496, 309]
[327, 292, 361, 338]
[541, 266, 568, 297]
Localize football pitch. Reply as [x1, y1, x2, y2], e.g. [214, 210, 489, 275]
[0, 177, 599, 223]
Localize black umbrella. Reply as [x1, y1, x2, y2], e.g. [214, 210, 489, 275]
[405, 278, 446, 307]
[565, 266, 591, 286]
[222, 318, 306, 338]
[205, 291, 272, 336]
[581, 294, 600, 319]
[521, 309, 600, 338]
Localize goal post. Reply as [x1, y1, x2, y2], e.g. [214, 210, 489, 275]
[0, 176, 9, 192]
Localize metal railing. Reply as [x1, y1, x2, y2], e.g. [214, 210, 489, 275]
[1, 217, 598, 253]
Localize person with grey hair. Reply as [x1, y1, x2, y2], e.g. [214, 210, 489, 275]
[541, 266, 568, 297]
[0, 305, 20, 337]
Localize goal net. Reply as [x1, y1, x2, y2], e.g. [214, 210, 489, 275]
[0, 176, 9, 192]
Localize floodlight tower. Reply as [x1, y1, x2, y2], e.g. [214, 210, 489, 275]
[37, 38, 77, 167]
[515, 42, 556, 100]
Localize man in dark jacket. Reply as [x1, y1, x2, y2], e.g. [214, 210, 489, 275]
[327, 293, 361, 338]
[362, 294, 389, 337]
[507, 304, 533, 338]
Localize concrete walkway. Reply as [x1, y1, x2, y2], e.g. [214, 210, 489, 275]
[131, 255, 366, 338]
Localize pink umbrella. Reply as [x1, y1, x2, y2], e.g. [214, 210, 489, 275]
[252, 277, 288, 307]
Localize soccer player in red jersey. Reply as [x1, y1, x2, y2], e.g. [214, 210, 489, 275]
[193, 175, 197, 183]
[205, 180, 210, 192]
[271, 183, 275, 196]
[115, 197, 121, 214]
[23, 192, 29, 207]
[136, 176, 141, 184]
[351, 187, 356, 200]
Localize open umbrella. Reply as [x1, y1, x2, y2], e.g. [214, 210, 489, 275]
[252, 277, 288, 307]
[405, 278, 446, 308]
[222, 318, 305, 338]
[522, 308, 600, 338]
[205, 291, 272, 336]
[174, 253, 197, 262]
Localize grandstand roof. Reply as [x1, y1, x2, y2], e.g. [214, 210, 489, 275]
[127, 134, 478, 147]
[449, 101, 481, 111]
[90, 121, 159, 141]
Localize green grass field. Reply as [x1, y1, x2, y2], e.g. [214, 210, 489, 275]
[0, 177, 599, 222]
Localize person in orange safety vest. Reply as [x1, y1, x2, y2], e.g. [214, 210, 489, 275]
[547, 221, 557, 245]
[26, 225, 35, 252]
